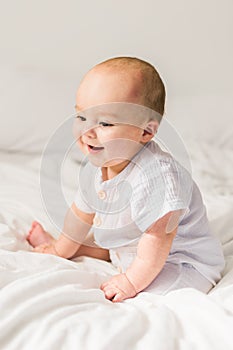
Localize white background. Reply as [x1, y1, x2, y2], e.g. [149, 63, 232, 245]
[0, 0, 232, 150]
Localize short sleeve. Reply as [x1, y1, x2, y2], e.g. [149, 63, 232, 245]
[131, 158, 193, 233]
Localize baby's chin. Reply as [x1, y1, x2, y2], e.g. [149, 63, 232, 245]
[87, 154, 130, 168]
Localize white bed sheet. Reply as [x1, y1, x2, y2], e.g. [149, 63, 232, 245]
[0, 144, 233, 350]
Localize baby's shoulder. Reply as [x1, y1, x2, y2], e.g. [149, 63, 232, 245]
[135, 141, 182, 173]
[131, 141, 192, 187]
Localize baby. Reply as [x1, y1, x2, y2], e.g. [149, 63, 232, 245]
[27, 57, 225, 302]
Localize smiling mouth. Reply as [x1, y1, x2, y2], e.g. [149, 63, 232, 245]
[87, 144, 105, 153]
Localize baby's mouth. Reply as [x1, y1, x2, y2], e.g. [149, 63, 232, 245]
[87, 144, 105, 153]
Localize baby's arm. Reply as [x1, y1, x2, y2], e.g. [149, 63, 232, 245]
[34, 203, 95, 259]
[101, 210, 181, 302]
[125, 211, 180, 292]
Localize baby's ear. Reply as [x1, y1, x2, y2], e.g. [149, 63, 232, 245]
[142, 120, 159, 140]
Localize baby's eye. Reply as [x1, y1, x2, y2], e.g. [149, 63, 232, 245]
[99, 121, 114, 127]
[75, 115, 86, 122]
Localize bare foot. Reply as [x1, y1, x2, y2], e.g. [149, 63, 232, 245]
[33, 243, 59, 255]
[27, 221, 55, 248]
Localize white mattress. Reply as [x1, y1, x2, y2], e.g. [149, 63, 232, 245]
[0, 142, 233, 350]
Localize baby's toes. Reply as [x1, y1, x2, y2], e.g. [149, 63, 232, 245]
[27, 221, 38, 239]
[30, 221, 39, 233]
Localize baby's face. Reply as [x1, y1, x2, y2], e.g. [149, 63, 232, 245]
[73, 107, 147, 167]
[73, 67, 156, 167]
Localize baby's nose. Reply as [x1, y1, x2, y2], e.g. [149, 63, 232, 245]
[83, 126, 97, 138]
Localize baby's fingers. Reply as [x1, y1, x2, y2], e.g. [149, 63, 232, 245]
[106, 289, 118, 300]
[100, 282, 108, 290]
[101, 284, 118, 301]
[112, 292, 125, 303]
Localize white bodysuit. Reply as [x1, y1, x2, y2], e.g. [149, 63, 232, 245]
[74, 140, 225, 293]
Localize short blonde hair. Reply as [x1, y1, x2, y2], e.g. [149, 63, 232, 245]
[96, 56, 166, 116]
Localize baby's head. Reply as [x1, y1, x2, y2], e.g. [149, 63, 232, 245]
[74, 57, 166, 168]
[76, 56, 165, 116]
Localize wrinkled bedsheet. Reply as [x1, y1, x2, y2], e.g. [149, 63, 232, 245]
[0, 143, 233, 350]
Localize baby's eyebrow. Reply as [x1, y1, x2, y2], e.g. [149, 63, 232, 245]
[74, 105, 120, 122]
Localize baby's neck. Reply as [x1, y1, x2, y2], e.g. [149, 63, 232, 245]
[101, 160, 130, 181]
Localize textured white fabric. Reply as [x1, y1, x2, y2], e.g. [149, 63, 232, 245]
[0, 144, 233, 350]
[110, 248, 213, 294]
[75, 141, 225, 285]
[145, 262, 213, 294]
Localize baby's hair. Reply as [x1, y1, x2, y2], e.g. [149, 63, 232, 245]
[96, 56, 166, 116]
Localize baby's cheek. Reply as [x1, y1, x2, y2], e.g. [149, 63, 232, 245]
[76, 139, 88, 155]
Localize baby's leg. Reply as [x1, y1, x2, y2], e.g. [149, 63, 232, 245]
[144, 262, 213, 294]
[69, 231, 110, 261]
[71, 244, 110, 261]
[27, 221, 79, 257]
[27, 221, 110, 261]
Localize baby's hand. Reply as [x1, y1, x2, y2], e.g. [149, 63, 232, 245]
[100, 273, 137, 302]
[33, 243, 59, 256]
